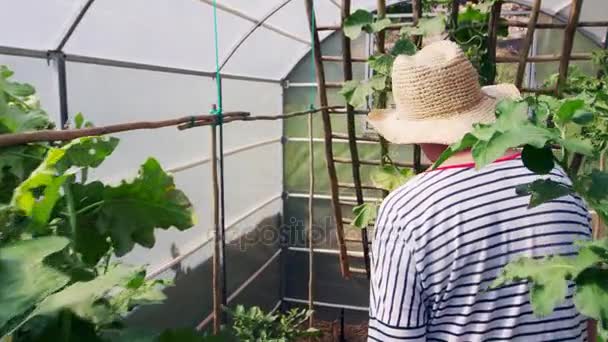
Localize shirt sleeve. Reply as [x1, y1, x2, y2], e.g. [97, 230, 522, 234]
[369, 236, 427, 341]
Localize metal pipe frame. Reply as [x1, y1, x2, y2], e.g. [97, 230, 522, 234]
[198, 0, 309, 45]
[0, 45, 281, 84]
[219, 0, 300, 72]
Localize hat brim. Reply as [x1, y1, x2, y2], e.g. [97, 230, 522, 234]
[366, 84, 521, 145]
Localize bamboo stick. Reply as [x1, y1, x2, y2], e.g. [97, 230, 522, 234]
[306, 19, 608, 33]
[333, 157, 417, 168]
[556, 0, 584, 97]
[515, 0, 541, 88]
[376, 0, 391, 201]
[0, 106, 343, 148]
[338, 182, 383, 191]
[449, 0, 460, 30]
[305, 0, 351, 278]
[331, 133, 381, 142]
[487, 1, 503, 85]
[179, 105, 344, 129]
[322, 55, 367, 62]
[307, 106, 315, 329]
[496, 52, 592, 63]
[210, 124, 222, 334]
[506, 19, 608, 29]
[343, 0, 371, 279]
[0, 112, 247, 147]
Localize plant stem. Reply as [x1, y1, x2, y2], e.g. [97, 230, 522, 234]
[103, 251, 112, 274]
[81, 167, 88, 183]
[60, 310, 72, 342]
[63, 181, 78, 249]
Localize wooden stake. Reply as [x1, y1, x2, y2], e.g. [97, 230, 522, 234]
[305, 0, 351, 278]
[449, 0, 460, 30]
[376, 0, 391, 200]
[342, 0, 371, 278]
[210, 123, 222, 334]
[515, 0, 541, 88]
[556, 0, 584, 97]
[487, 1, 503, 85]
[307, 109, 315, 329]
[0, 106, 346, 148]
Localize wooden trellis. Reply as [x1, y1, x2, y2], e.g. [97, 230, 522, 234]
[305, 0, 608, 280]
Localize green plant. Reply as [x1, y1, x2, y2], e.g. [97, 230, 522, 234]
[351, 165, 415, 229]
[0, 66, 197, 341]
[401, 1, 508, 85]
[228, 305, 320, 342]
[434, 52, 608, 339]
[341, 9, 418, 109]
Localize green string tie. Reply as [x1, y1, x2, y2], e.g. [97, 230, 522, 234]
[211, 106, 223, 126]
[211, 0, 223, 126]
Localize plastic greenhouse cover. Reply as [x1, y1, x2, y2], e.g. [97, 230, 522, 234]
[514, 0, 607, 45]
[0, 0, 406, 81]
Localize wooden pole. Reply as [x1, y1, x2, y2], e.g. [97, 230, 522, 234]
[0, 112, 247, 147]
[210, 123, 222, 334]
[376, 0, 391, 199]
[515, 0, 541, 88]
[0, 106, 346, 148]
[342, 0, 370, 278]
[556, 0, 584, 97]
[307, 109, 315, 329]
[487, 1, 503, 85]
[449, 0, 460, 30]
[305, 0, 351, 278]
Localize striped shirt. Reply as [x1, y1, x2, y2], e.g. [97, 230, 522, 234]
[369, 154, 591, 342]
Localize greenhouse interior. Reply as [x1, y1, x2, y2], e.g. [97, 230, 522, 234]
[1, 0, 608, 341]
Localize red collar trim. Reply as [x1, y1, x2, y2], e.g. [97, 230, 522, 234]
[431, 152, 522, 172]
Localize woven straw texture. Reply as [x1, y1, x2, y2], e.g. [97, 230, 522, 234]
[367, 40, 520, 145]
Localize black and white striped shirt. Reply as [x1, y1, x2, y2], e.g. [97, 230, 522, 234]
[369, 154, 591, 341]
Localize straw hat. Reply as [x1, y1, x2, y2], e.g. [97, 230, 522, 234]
[367, 40, 520, 145]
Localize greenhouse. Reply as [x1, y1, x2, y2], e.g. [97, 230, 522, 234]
[1, 0, 608, 341]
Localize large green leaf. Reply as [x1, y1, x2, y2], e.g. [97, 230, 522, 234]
[493, 255, 581, 316]
[368, 18, 392, 34]
[515, 179, 573, 208]
[401, 15, 446, 37]
[351, 203, 378, 230]
[10, 137, 120, 235]
[573, 267, 608, 340]
[97, 158, 195, 256]
[0, 107, 50, 134]
[59, 136, 120, 171]
[390, 39, 417, 56]
[68, 181, 109, 266]
[472, 126, 556, 168]
[339, 77, 385, 108]
[343, 9, 373, 39]
[368, 54, 395, 76]
[33, 264, 139, 325]
[494, 99, 530, 132]
[371, 165, 414, 191]
[560, 137, 594, 156]
[432, 133, 478, 169]
[0, 237, 70, 336]
[11, 148, 67, 234]
[557, 99, 585, 124]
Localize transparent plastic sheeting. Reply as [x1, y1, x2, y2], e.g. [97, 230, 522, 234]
[514, 0, 607, 46]
[0, 0, 398, 80]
